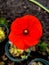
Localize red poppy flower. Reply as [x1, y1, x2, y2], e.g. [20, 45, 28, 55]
[8, 15, 43, 50]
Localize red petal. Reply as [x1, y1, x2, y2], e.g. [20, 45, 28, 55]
[8, 32, 29, 50]
[11, 17, 29, 34]
[24, 35, 39, 46]
[8, 15, 43, 50]
[27, 15, 42, 40]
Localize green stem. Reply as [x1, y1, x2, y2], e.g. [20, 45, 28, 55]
[29, 0, 49, 13]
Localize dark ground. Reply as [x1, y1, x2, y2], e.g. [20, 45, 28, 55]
[0, 0, 49, 65]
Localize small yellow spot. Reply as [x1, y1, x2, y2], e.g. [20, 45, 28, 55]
[24, 30, 28, 33]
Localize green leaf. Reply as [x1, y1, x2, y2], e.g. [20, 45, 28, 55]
[29, 0, 49, 13]
[38, 42, 48, 51]
[0, 17, 9, 27]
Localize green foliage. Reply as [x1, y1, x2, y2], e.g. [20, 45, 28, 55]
[0, 17, 9, 27]
[38, 42, 48, 51]
[29, 0, 49, 13]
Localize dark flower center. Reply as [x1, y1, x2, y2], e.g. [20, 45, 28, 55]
[23, 29, 29, 35]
